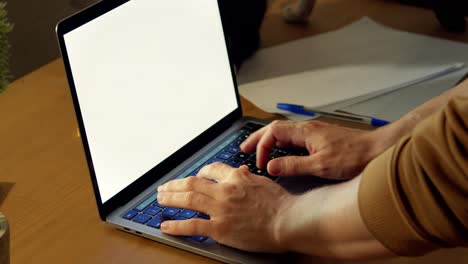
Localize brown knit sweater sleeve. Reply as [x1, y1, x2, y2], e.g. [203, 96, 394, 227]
[358, 95, 468, 256]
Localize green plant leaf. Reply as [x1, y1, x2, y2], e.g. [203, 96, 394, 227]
[0, 1, 13, 93]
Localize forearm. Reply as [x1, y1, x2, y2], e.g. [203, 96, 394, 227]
[275, 177, 393, 259]
[359, 95, 468, 256]
[370, 79, 468, 153]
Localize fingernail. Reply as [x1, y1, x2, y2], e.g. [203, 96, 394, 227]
[157, 192, 166, 203]
[158, 185, 165, 192]
[160, 222, 169, 231]
[268, 162, 281, 175]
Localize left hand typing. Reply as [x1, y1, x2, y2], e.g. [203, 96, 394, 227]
[157, 163, 296, 252]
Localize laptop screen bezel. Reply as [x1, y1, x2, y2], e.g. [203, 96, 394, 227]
[56, 0, 243, 220]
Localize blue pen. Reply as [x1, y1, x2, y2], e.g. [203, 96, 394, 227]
[277, 103, 390, 127]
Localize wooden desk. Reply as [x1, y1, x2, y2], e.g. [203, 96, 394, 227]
[0, 0, 467, 263]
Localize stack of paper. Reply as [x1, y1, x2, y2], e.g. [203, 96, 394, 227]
[237, 18, 468, 122]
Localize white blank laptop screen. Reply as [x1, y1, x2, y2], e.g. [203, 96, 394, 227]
[64, 0, 238, 203]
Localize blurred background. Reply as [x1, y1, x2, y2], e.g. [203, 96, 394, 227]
[6, 0, 467, 81]
[7, 0, 97, 80]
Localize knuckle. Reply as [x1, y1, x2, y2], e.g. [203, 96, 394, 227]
[238, 169, 250, 179]
[313, 155, 323, 165]
[226, 169, 237, 179]
[184, 191, 197, 207]
[270, 120, 282, 127]
[172, 221, 183, 232]
[304, 142, 314, 152]
[305, 120, 327, 131]
[221, 183, 237, 195]
[184, 176, 197, 190]
[314, 161, 330, 176]
[199, 164, 212, 174]
[189, 219, 201, 234]
[284, 159, 298, 173]
[240, 170, 254, 182]
[210, 162, 223, 170]
[165, 220, 178, 232]
[221, 184, 247, 203]
[304, 122, 315, 131]
[196, 219, 213, 236]
[269, 120, 283, 133]
[314, 160, 324, 172]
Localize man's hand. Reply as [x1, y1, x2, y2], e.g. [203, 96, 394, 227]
[241, 120, 387, 180]
[157, 163, 296, 253]
[158, 166, 392, 258]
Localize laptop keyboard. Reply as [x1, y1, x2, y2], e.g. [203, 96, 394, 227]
[121, 122, 308, 243]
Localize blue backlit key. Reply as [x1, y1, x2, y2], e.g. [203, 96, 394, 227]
[172, 215, 188, 221]
[217, 152, 232, 160]
[179, 209, 197, 219]
[134, 193, 158, 212]
[147, 213, 164, 229]
[191, 236, 208, 242]
[133, 214, 151, 224]
[225, 146, 240, 153]
[197, 213, 210, 220]
[162, 207, 180, 217]
[152, 199, 164, 208]
[225, 158, 242, 167]
[231, 139, 243, 147]
[123, 210, 138, 220]
[143, 206, 162, 216]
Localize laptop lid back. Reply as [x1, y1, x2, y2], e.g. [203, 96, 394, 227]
[57, 0, 241, 219]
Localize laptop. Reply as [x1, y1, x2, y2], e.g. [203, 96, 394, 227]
[56, 0, 334, 263]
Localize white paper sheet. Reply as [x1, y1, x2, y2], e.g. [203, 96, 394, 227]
[238, 18, 468, 121]
[240, 62, 462, 113]
[340, 69, 468, 122]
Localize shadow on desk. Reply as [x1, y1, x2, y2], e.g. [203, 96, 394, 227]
[0, 182, 14, 207]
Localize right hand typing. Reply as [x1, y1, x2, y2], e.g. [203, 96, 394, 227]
[240, 120, 386, 180]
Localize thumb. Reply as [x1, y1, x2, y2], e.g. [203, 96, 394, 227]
[267, 156, 314, 177]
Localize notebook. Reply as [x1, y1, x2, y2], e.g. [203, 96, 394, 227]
[56, 1, 333, 263]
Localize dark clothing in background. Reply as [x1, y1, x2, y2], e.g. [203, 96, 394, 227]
[218, 0, 267, 68]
